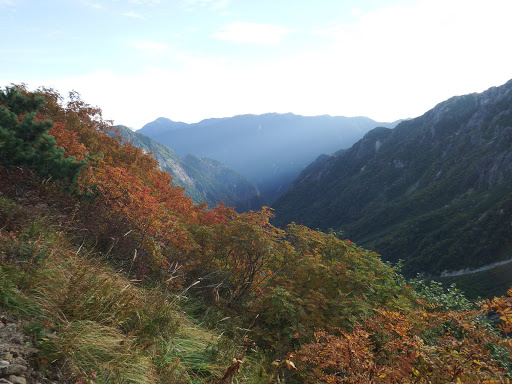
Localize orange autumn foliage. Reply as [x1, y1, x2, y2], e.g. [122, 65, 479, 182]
[481, 287, 512, 334]
[24, 87, 221, 274]
[295, 307, 512, 383]
[7, 86, 512, 383]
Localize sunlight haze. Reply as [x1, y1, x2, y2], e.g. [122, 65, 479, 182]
[1, 0, 511, 128]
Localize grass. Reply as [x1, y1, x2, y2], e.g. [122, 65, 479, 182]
[0, 263, 40, 316]
[27, 252, 241, 383]
[0, 197, 258, 383]
[47, 320, 156, 384]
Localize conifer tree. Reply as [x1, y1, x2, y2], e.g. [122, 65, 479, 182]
[0, 87, 85, 184]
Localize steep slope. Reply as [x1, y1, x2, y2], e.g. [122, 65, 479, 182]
[115, 125, 261, 211]
[273, 79, 512, 276]
[3, 85, 512, 384]
[180, 154, 265, 211]
[138, 114, 399, 203]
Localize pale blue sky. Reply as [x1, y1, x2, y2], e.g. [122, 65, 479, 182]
[1, 0, 512, 129]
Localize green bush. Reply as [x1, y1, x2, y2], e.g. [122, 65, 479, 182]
[0, 87, 85, 185]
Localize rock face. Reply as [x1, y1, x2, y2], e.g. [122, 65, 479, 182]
[272, 79, 512, 276]
[0, 312, 64, 384]
[0, 318, 32, 384]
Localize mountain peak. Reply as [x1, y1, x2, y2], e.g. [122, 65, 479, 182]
[139, 117, 189, 134]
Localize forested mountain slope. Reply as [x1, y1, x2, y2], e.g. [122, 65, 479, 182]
[273, 79, 512, 276]
[138, 114, 399, 203]
[115, 125, 262, 211]
[2, 85, 512, 383]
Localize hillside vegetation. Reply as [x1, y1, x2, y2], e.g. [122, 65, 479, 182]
[273, 79, 512, 277]
[1, 85, 512, 383]
[114, 125, 263, 212]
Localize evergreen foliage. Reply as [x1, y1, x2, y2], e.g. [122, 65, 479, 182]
[0, 87, 85, 185]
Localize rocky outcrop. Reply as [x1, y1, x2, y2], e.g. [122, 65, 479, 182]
[0, 313, 65, 384]
[0, 315, 32, 384]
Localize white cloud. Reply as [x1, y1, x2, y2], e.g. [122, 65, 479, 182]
[129, 0, 160, 4]
[350, 8, 362, 16]
[9, 0, 512, 129]
[211, 0, 229, 10]
[122, 10, 145, 19]
[182, 0, 229, 11]
[214, 22, 292, 45]
[304, 0, 512, 120]
[109, 0, 510, 125]
[183, 0, 212, 6]
[82, 0, 103, 9]
[42, 29, 64, 37]
[183, 0, 208, 4]
[130, 40, 170, 55]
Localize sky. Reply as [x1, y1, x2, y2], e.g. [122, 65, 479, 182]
[1, 0, 512, 129]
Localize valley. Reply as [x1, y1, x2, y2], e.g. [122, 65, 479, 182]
[118, 80, 512, 295]
[3, 0, 512, 381]
[137, 114, 400, 204]
[273, 79, 512, 278]
[1, 80, 512, 383]
[124, 80, 512, 285]
[114, 125, 263, 211]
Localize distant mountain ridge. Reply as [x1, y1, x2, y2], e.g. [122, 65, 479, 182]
[272, 79, 512, 276]
[115, 125, 262, 211]
[138, 113, 400, 203]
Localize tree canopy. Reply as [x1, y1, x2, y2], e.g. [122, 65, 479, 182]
[0, 87, 85, 185]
